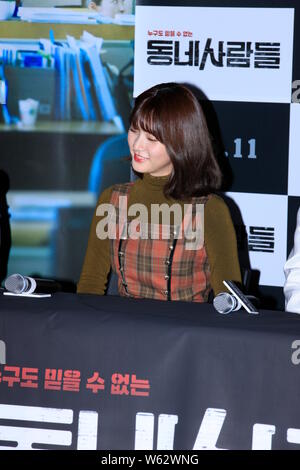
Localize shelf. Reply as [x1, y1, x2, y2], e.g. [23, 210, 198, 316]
[0, 120, 124, 134]
[0, 19, 134, 40]
[8, 190, 96, 208]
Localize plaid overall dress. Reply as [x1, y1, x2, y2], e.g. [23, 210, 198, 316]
[109, 183, 211, 302]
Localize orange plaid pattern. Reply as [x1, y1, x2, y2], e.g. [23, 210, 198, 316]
[109, 184, 211, 302]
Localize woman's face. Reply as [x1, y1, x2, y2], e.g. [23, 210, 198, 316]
[128, 126, 173, 177]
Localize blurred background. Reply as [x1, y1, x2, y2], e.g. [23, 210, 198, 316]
[0, 0, 135, 289]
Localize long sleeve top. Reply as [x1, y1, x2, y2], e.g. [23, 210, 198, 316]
[77, 173, 241, 299]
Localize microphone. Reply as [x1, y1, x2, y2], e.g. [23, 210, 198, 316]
[4, 274, 61, 295]
[213, 291, 259, 314]
[213, 292, 242, 314]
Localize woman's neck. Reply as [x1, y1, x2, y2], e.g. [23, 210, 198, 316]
[142, 173, 170, 190]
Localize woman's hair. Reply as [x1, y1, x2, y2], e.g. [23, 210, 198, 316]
[130, 82, 222, 200]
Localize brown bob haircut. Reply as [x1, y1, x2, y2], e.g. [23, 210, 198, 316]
[130, 82, 222, 200]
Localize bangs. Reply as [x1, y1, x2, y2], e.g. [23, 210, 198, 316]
[130, 100, 164, 142]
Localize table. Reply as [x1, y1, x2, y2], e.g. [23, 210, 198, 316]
[0, 291, 300, 450]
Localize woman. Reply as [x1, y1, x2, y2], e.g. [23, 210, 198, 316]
[77, 82, 241, 301]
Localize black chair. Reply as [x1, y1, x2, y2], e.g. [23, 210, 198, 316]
[53, 134, 131, 285]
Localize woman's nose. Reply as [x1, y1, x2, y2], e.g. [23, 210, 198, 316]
[133, 132, 146, 149]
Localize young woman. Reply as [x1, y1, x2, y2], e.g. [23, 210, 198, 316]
[77, 82, 241, 302]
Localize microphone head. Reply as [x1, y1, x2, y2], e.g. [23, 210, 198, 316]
[213, 292, 237, 314]
[4, 274, 28, 294]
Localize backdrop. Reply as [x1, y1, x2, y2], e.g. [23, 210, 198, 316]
[134, 0, 300, 310]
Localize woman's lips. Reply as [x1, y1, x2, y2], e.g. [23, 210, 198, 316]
[133, 153, 148, 163]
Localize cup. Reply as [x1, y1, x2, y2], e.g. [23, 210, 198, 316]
[18, 98, 39, 127]
[0, 1, 16, 20]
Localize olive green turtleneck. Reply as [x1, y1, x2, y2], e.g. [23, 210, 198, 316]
[77, 174, 241, 297]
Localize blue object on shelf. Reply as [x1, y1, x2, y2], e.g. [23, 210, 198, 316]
[23, 54, 43, 68]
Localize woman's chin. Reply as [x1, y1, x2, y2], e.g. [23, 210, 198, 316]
[132, 161, 147, 173]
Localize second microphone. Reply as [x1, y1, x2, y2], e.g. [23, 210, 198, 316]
[4, 273, 61, 295]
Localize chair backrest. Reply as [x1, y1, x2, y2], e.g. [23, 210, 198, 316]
[88, 134, 131, 198]
[88, 134, 132, 295]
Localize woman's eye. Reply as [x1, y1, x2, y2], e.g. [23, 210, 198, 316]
[147, 135, 157, 142]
